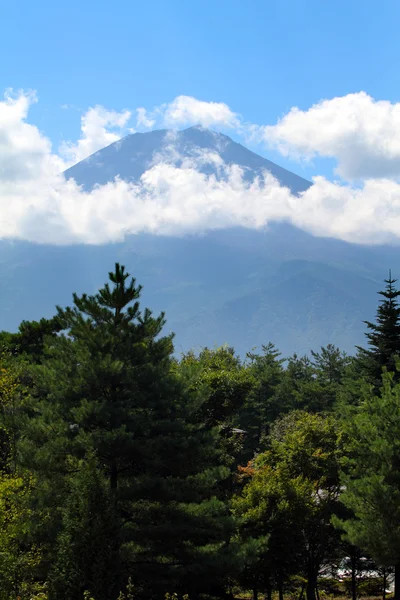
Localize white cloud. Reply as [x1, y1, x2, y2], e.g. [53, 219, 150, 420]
[136, 107, 156, 129]
[5, 153, 400, 246]
[262, 92, 400, 181]
[60, 105, 131, 165]
[3, 89, 400, 246]
[163, 95, 240, 129]
[0, 89, 64, 181]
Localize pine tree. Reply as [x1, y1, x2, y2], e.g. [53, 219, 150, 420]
[311, 344, 350, 386]
[238, 343, 284, 463]
[25, 264, 231, 597]
[357, 271, 400, 386]
[338, 372, 400, 600]
[0, 317, 62, 362]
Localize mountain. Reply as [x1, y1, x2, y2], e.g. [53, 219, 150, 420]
[0, 127, 397, 357]
[64, 126, 311, 194]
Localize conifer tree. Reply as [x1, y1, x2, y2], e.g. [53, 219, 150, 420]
[357, 272, 400, 386]
[0, 317, 62, 362]
[339, 372, 400, 600]
[25, 264, 231, 597]
[238, 343, 284, 462]
[311, 344, 350, 386]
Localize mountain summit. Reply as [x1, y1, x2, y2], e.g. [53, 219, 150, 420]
[65, 126, 311, 194]
[0, 127, 396, 356]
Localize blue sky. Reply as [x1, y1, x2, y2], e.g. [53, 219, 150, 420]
[2, 0, 399, 180]
[2, 0, 400, 246]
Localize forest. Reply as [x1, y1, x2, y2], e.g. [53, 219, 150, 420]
[0, 264, 400, 600]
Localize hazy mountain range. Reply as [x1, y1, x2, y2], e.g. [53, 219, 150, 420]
[0, 126, 396, 357]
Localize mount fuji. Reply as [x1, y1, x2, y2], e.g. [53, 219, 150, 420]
[0, 126, 395, 357]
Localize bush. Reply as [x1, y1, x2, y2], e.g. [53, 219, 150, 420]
[357, 578, 385, 597]
[318, 578, 345, 596]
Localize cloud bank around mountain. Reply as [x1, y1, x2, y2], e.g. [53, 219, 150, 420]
[3, 88, 400, 245]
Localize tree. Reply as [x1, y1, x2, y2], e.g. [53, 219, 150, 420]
[238, 343, 284, 463]
[0, 317, 62, 363]
[338, 371, 400, 600]
[357, 272, 400, 387]
[232, 457, 305, 600]
[233, 412, 342, 600]
[25, 264, 231, 597]
[0, 473, 43, 599]
[311, 344, 351, 386]
[0, 357, 43, 599]
[180, 346, 255, 429]
[282, 347, 350, 414]
[179, 346, 255, 491]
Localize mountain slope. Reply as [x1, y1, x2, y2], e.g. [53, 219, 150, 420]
[0, 127, 397, 356]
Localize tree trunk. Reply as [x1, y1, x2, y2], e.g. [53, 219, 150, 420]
[266, 582, 272, 600]
[278, 581, 284, 600]
[306, 567, 318, 600]
[253, 588, 258, 600]
[306, 580, 316, 600]
[394, 563, 400, 600]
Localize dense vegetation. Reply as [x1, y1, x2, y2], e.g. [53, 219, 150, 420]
[1, 265, 400, 600]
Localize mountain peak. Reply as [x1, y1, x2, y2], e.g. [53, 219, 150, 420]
[64, 126, 311, 194]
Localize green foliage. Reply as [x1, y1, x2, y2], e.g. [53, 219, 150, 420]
[311, 344, 351, 386]
[233, 411, 342, 600]
[238, 343, 285, 461]
[0, 262, 395, 599]
[180, 345, 255, 428]
[339, 371, 400, 567]
[179, 345, 256, 501]
[117, 577, 135, 600]
[0, 472, 43, 599]
[280, 347, 348, 414]
[49, 451, 120, 600]
[0, 356, 43, 599]
[357, 273, 400, 387]
[24, 264, 231, 598]
[0, 316, 62, 363]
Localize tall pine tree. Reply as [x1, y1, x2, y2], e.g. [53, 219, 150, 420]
[25, 264, 231, 599]
[357, 272, 400, 387]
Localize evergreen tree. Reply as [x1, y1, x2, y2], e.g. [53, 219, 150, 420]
[180, 346, 254, 429]
[179, 346, 255, 492]
[0, 317, 62, 363]
[238, 343, 284, 462]
[338, 371, 400, 600]
[273, 354, 326, 414]
[311, 344, 351, 386]
[357, 272, 400, 386]
[25, 264, 231, 598]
